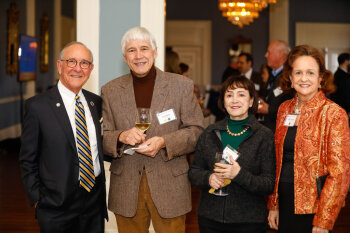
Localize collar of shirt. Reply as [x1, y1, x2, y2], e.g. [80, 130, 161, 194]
[272, 65, 283, 77]
[340, 67, 348, 73]
[57, 81, 84, 107]
[242, 68, 253, 79]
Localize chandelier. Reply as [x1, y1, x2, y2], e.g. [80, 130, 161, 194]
[218, 0, 277, 28]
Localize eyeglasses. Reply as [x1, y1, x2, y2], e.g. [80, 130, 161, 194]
[61, 58, 92, 69]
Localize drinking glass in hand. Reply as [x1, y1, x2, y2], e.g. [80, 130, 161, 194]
[213, 152, 229, 196]
[135, 108, 151, 133]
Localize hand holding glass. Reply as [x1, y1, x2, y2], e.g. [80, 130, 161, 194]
[135, 108, 151, 133]
[210, 152, 230, 196]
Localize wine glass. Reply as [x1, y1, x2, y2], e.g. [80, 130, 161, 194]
[213, 152, 229, 196]
[198, 85, 207, 106]
[135, 108, 151, 133]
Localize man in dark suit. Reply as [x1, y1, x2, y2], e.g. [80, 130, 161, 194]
[330, 53, 350, 114]
[221, 55, 240, 83]
[258, 40, 293, 132]
[19, 41, 107, 233]
[237, 52, 264, 97]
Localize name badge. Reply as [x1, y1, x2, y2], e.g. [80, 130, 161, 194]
[157, 109, 177, 125]
[273, 87, 283, 97]
[223, 145, 240, 164]
[283, 114, 298, 127]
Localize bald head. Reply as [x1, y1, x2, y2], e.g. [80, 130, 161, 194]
[265, 40, 290, 70]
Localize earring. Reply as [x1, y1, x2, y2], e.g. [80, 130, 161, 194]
[291, 82, 294, 88]
[319, 83, 322, 88]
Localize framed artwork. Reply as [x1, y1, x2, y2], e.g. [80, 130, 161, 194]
[6, 2, 19, 74]
[228, 35, 252, 57]
[40, 13, 49, 72]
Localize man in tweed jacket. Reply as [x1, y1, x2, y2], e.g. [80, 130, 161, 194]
[101, 26, 204, 233]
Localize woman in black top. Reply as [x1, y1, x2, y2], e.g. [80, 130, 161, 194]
[188, 76, 276, 233]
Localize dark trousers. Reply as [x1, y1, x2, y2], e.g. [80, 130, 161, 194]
[198, 216, 266, 233]
[36, 176, 105, 233]
[278, 182, 321, 233]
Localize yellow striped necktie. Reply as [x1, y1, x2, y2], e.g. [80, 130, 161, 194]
[75, 95, 95, 192]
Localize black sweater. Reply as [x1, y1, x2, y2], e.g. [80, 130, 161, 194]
[188, 115, 276, 223]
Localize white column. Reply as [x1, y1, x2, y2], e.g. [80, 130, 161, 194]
[140, 0, 165, 70]
[269, 0, 289, 44]
[76, 0, 100, 94]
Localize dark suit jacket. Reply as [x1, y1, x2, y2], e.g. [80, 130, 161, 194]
[330, 68, 350, 113]
[262, 71, 293, 132]
[19, 86, 107, 218]
[221, 66, 240, 83]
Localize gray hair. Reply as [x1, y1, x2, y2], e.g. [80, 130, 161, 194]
[121, 26, 157, 55]
[276, 40, 291, 56]
[59, 41, 94, 63]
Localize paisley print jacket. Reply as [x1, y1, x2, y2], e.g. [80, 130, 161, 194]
[267, 91, 350, 230]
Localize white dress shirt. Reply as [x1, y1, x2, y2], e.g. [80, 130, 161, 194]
[242, 68, 253, 80]
[242, 68, 260, 91]
[57, 81, 101, 177]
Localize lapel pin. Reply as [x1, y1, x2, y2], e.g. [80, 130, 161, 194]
[99, 117, 103, 123]
[56, 103, 61, 107]
[90, 101, 94, 107]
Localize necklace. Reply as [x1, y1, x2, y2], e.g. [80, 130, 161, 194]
[226, 125, 249, 136]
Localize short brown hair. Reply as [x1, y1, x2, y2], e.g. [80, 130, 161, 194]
[280, 45, 335, 95]
[218, 75, 259, 115]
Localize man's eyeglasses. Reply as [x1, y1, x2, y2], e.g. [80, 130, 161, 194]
[61, 59, 92, 69]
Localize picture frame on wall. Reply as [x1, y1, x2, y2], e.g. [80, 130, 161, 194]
[40, 13, 49, 73]
[6, 2, 19, 74]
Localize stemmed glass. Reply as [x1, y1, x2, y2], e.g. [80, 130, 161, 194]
[135, 108, 151, 133]
[213, 152, 229, 196]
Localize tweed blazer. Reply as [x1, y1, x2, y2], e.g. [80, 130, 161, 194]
[101, 68, 204, 218]
[267, 91, 350, 230]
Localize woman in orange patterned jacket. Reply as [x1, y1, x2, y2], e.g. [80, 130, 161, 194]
[267, 45, 350, 233]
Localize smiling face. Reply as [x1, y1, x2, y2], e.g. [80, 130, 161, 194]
[123, 40, 158, 78]
[57, 44, 93, 94]
[224, 87, 253, 120]
[290, 56, 321, 103]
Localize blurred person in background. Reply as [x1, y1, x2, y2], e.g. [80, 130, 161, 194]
[258, 40, 293, 132]
[237, 52, 264, 97]
[330, 53, 350, 116]
[165, 47, 181, 74]
[259, 63, 271, 99]
[222, 55, 240, 83]
[179, 62, 190, 77]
